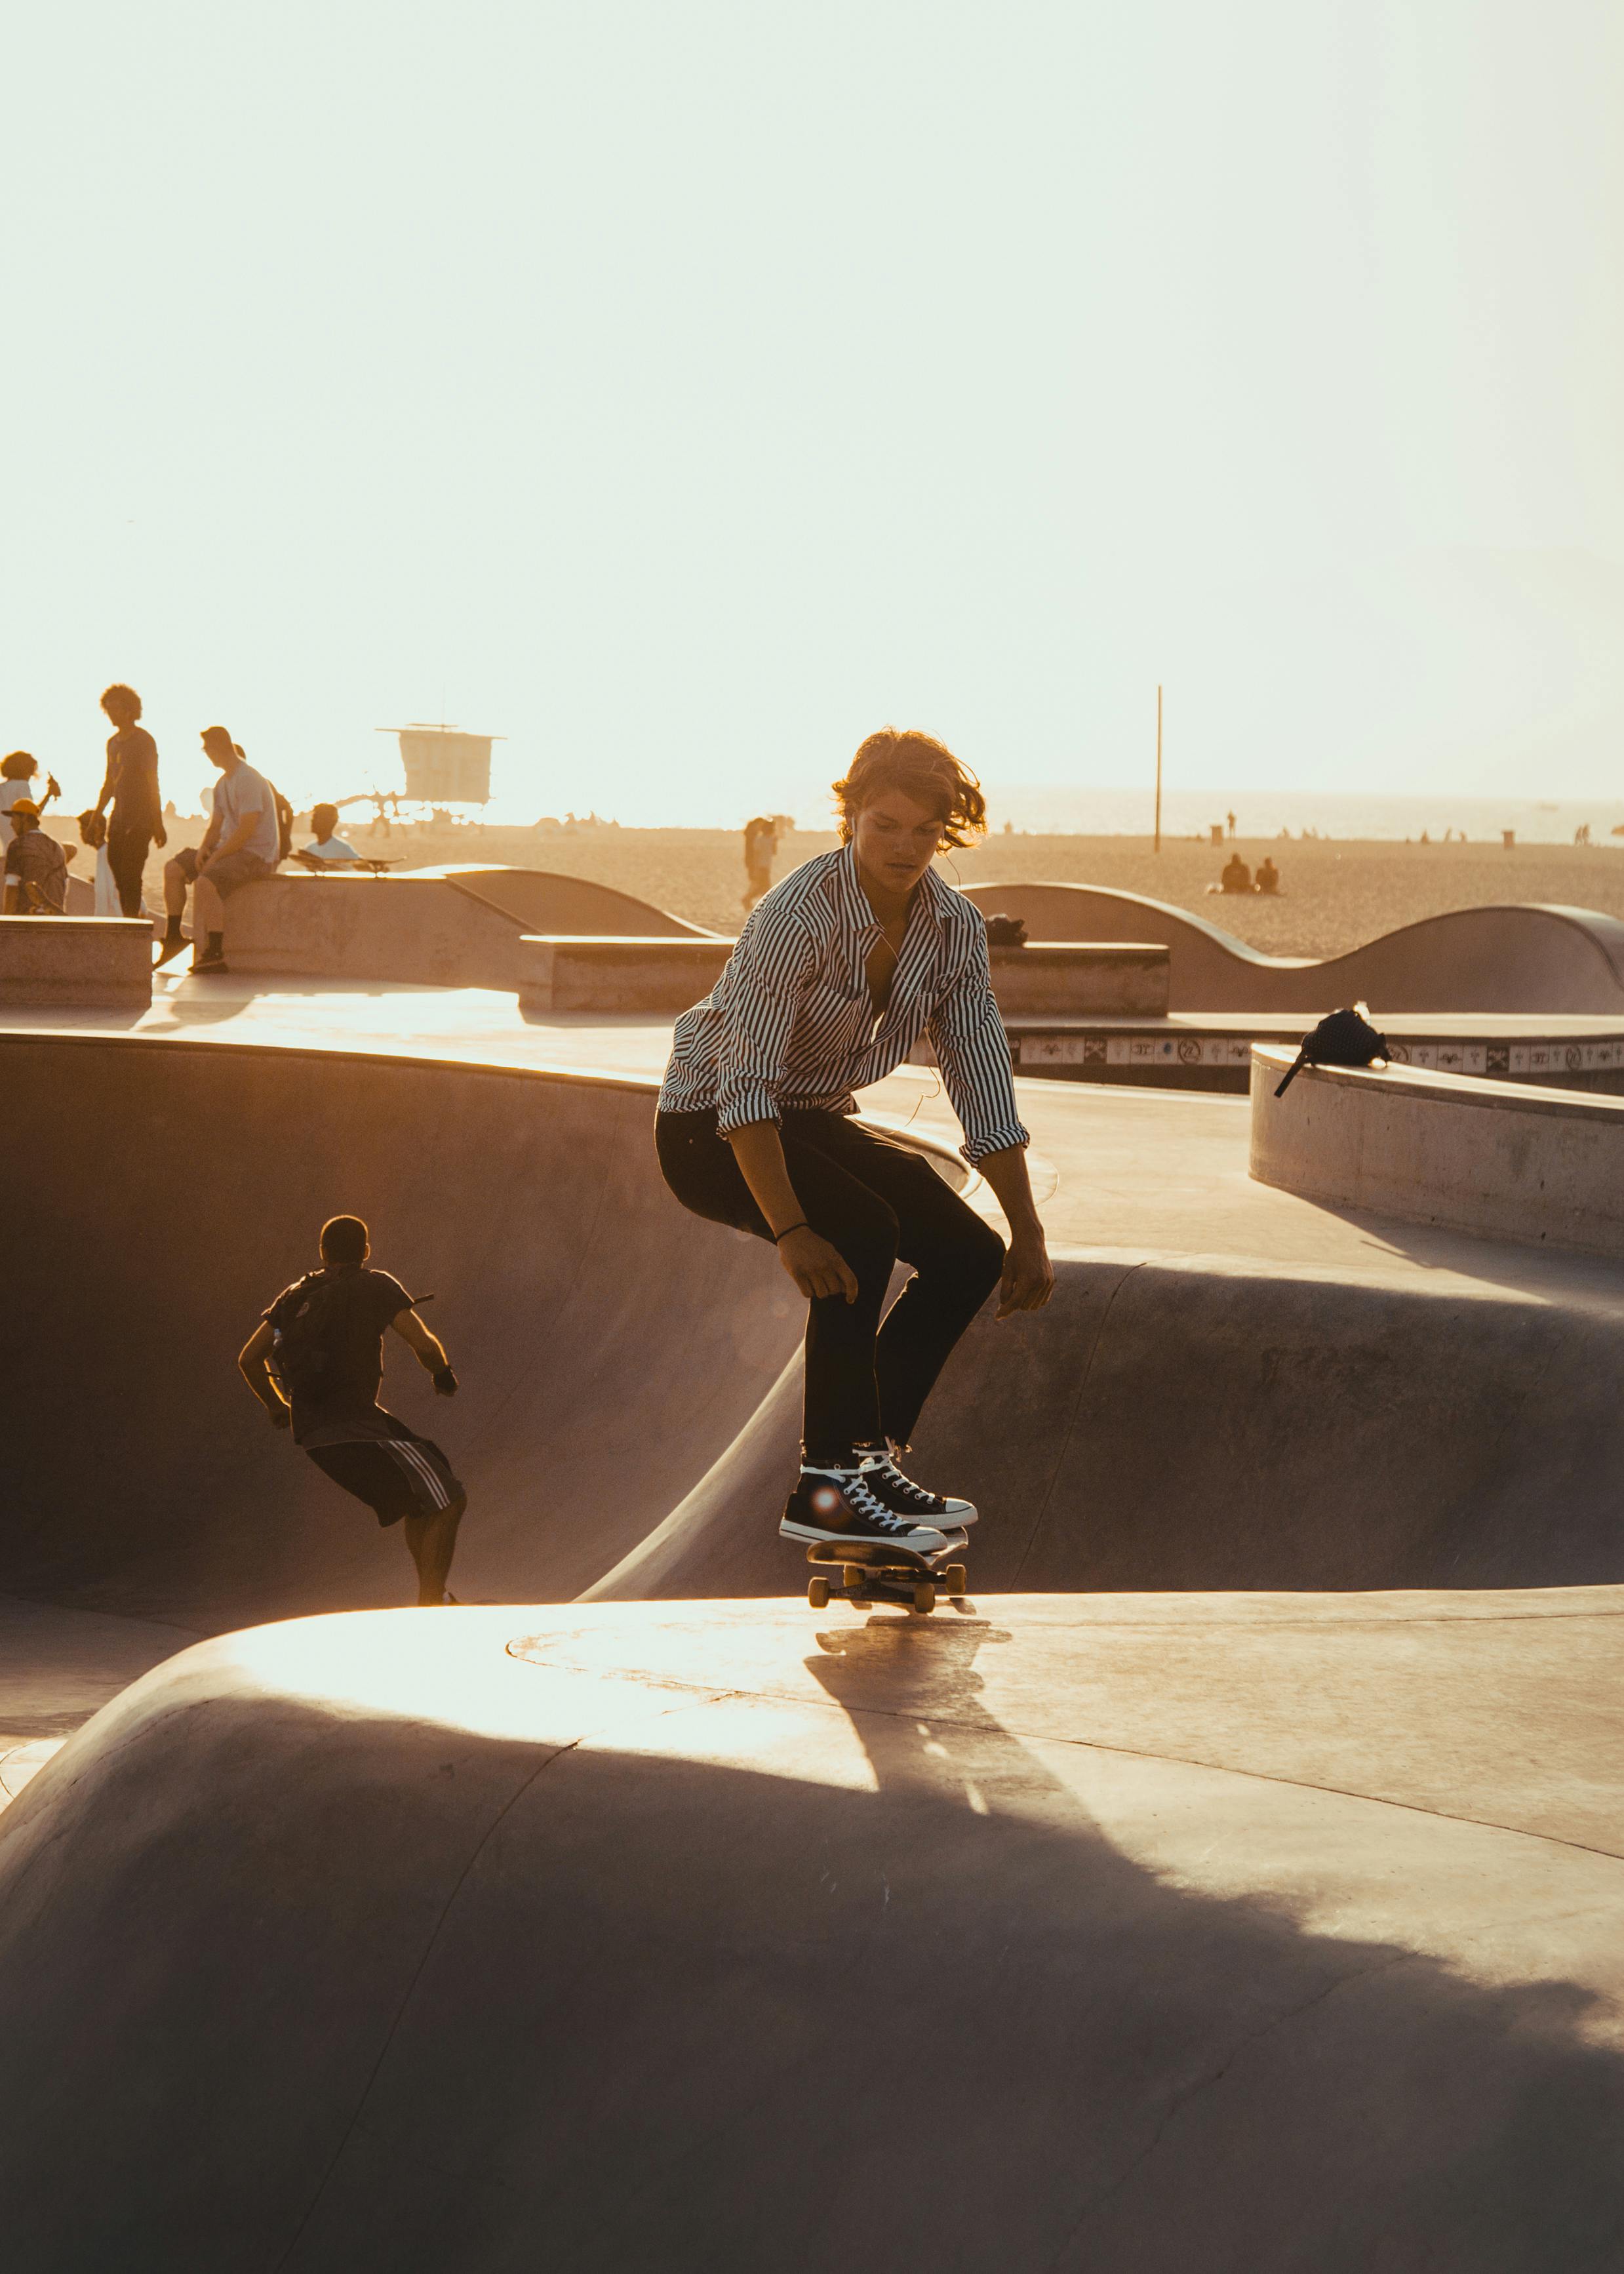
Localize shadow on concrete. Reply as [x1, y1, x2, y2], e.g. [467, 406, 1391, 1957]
[1, 1622, 1621, 2270]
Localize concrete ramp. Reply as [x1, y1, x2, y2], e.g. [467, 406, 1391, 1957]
[219, 865, 715, 989]
[0, 1033, 801, 1627]
[964, 883, 1624, 1014]
[4, 1597, 1623, 2271]
[595, 1249, 1624, 1599]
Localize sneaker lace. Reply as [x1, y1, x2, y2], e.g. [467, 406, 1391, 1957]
[862, 1452, 936, 1510]
[844, 1471, 915, 1536]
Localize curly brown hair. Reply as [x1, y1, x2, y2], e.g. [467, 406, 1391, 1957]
[831, 728, 987, 849]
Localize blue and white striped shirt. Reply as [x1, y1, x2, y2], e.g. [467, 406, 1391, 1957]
[658, 845, 1029, 1165]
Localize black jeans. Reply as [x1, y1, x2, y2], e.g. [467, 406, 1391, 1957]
[656, 1107, 1004, 1461]
[108, 819, 153, 919]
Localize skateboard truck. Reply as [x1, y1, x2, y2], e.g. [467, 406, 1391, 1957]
[802, 1534, 970, 1616]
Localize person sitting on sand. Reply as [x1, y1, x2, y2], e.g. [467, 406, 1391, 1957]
[294, 803, 361, 869]
[1219, 851, 1252, 894]
[4, 801, 72, 914]
[237, 1213, 468, 1607]
[1254, 856, 1280, 895]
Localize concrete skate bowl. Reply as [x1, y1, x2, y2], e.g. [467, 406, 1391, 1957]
[962, 882, 1624, 1014]
[10, 1597, 1624, 2271]
[0, 1031, 804, 1631]
[220, 864, 719, 989]
[8, 1026, 1624, 1635]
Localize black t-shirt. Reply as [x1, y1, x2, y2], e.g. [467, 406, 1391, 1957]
[264, 1265, 414, 1443]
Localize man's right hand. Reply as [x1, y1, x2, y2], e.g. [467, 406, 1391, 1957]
[776, 1226, 859, 1304]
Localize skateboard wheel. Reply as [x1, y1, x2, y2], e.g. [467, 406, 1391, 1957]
[807, 1576, 830, 1609]
[945, 1565, 968, 1597]
[913, 1581, 936, 1614]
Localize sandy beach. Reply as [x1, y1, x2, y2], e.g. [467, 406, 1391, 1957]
[48, 815, 1624, 961]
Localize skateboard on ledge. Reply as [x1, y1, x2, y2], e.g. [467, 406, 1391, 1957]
[803, 1531, 970, 1616]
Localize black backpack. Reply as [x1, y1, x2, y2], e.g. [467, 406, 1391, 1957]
[1274, 1005, 1391, 1098]
[267, 1272, 344, 1399]
[983, 912, 1029, 948]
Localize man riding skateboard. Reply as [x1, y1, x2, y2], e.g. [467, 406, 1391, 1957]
[237, 1213, 468, 1605]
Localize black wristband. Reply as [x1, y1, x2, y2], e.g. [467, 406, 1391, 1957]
[433, 1365, 459, 1394]
[773, 1221, 810, 1243]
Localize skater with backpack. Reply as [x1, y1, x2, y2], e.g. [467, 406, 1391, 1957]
[237, 1214, 468, 1606]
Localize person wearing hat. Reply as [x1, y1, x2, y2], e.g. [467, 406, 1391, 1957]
[1, 752, 62, 826]
[4, 800, 72, 914]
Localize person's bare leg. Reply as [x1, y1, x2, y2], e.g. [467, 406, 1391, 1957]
[403, 1495, 465, 1605]
[155, 857, 193, 964]
[192, 871, 224, 952]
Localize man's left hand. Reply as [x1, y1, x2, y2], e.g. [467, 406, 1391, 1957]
[997, 1231, 1055, 1318]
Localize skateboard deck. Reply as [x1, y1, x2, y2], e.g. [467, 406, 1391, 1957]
[802, 1532, 970, 1615]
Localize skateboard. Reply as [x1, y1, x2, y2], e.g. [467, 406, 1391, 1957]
[803, 1532, 970, 1616]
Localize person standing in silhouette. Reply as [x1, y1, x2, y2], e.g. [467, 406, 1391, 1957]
[742, 814, 781, 908]
[94, 685, 166, 919]
[237, 1213, 468, 1606]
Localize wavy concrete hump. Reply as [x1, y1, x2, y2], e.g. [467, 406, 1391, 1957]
[7, 1028, 1624, 1630]
[962, 882, 1624, 1013]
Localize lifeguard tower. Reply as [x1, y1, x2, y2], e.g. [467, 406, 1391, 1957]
[376, 723, 504, 807]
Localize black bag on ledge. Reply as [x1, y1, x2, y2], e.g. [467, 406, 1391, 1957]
[1274, 1005, 1392, 1098]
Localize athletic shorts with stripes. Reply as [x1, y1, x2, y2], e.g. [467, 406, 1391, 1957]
[303, 1412, 464, 1528]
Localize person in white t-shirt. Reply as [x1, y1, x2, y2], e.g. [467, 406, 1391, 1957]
[156, 726, 281, 973]
[77, 809, 119, 916]
[294, 804, 361, 869]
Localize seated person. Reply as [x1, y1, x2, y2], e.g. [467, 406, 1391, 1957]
[1219, 851, 1253, 894]
[5, 801, 73, 913]
[1254, 856, 1280, 895]
[294, 804, 361, 869]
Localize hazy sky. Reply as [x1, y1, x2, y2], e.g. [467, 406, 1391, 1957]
[5, 1, 1623, 822]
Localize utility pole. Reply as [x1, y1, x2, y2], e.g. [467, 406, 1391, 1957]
[1154, 684, 1163, 852]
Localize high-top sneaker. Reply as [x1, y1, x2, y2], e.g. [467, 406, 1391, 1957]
[857, 1446, 978, 1527]
[780, 1465, 949, 1557]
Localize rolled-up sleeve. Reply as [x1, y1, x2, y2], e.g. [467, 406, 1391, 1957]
[926, 923, 1030, 1164]
[714, 904, 817, 1138]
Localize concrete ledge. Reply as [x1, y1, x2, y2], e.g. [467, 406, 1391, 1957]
[1250, 1041, 1624, 1258]
[988, 941, 1168, 1016]
[519, 934, 732, 1014]
[0, 917, 151, 1008]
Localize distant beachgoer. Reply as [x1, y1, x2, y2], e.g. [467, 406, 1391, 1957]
[742, 814, 781, 909]
[1219, 851, 1252, 894]
[156, 726, 279, 973]
[237, 1213, 467, 1607]
[4, 801, 71, 914]
[659, 727, 1053, 1569]
[77, 809, 119, 916]
[1254, 856, 1280, 896]
[294, 804, 361, 869]
[1226, 810, 1237, 839]
[1, 753, 62, 827]
[94, 685, 167, 919]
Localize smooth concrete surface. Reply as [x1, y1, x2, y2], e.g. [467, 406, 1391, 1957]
[1252, 1041, 1624, 1262]
[0, 913, 151, 1006]
[986, 940, 1168, 1016]
[7, 989, 1624, 1626]
[214, 864, 715, 987]
[5, 1598, 1624, 2270]
[964, 882, 1624, 1013]
[518, 931, 733, 1013]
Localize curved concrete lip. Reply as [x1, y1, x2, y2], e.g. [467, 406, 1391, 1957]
[5, 1594, 1624, 2267]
